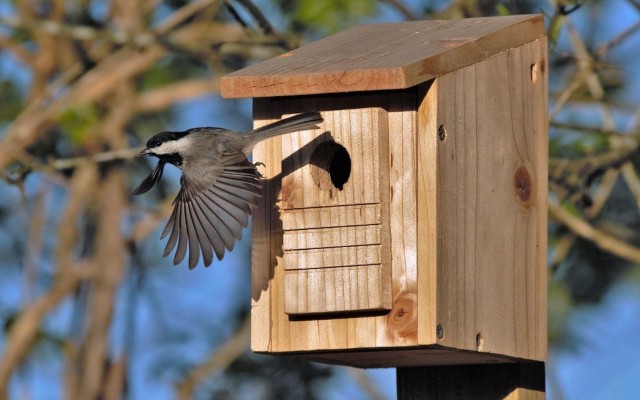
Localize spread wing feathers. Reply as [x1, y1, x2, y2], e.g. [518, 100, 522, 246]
[132, 161, 165, 195]
[161, 160, 262, 268]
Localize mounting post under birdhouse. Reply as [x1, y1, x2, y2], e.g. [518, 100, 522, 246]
[222, 14, 548, 399]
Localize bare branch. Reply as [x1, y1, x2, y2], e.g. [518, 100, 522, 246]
[135, 79, 220, 113]
[549, 200, 640, 265]
[627, 0, 640, 11]
[550, 121, 633, 139]
[597, 20, 640, 58]
[382, 0, 419, 20]
[585, 168, 620, 218]
[155, 0, 222, 35]
[56, 165, 99, 274]
[344, 367, 387, 400]
[233, 0, 276, 35]
[621, 162, 640, 210]
[79, 171, 128, 399]
[549, 234, 576, 273]
[0, 15, 156, 46]
[0, 265, 98, 399]
[54, 147, 144, 170]
[176, 315, 251, 399]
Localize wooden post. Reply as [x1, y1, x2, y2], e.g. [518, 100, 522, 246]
[397, 363, 545, 399]
[221, 14, 548, 399]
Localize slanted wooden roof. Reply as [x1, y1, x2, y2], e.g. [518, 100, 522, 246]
[221, 14, 544, 98]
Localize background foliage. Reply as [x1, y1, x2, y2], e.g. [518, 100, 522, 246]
[0, 0, 639, 399]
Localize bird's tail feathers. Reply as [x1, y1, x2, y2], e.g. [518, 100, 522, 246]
[250, 112, 323, 144]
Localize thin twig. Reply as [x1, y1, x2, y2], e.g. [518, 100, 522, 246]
[53, 147, 144, 170]
[155, 0, 222, 35]
[585, 168, 619, 218]
[383, 0, 419, 20]
[550, 121, 633, 138]
[0, 15, 157, 46]
[135, 79, 220, 113]
[176, 315, 251, 399]
[549, 200, 640, 265]
[597, 20, 640, 58]
[235, 0, 276, 35]
[344, 367, 387, 400]
[627, 0, 640, 11]
[0, 265, 98, 399]
[621, 162, 640, 210]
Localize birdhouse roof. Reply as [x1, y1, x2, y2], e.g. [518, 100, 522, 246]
[221, 14, 545, 98]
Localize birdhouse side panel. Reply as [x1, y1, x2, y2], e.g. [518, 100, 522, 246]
[434, 37, 548, 361]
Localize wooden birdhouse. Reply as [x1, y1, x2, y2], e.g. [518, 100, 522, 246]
[221, 14, 547, 368]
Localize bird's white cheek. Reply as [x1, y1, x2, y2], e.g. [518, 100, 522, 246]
[154, 137, 192, 155]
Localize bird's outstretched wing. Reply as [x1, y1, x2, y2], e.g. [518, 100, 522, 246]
[161, 159, 261, 268]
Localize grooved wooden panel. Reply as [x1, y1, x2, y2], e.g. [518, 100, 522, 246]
[278, 108, 391, 315]
[251, 90, 419, 353]
[280, 108, 385, 209]
[434, 37, 547, 361]
[281, 204, 381, 229]
[221, 15, 544, 97]
[283, 224, 381, 251]
[284, 265, 387, 315]
[283, 244, 382, 270]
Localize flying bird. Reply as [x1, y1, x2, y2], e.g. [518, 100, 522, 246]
[134, 112, 323, 269]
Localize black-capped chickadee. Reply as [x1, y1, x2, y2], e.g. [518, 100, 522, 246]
[134, 112, 323, 269]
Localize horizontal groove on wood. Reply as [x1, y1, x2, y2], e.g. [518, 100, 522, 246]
[281, 203, 381, 229]
[283, 244, 381, 270]
[284, 265, 389, 315]
[283, 224, 381, 251]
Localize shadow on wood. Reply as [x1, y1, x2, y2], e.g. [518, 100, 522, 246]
[397, 362, 545, 400]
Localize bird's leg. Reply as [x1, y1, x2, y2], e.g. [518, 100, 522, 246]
[254, 161, 266, 178]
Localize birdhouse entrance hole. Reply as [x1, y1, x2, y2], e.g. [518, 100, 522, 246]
[310, 141, 351, 191]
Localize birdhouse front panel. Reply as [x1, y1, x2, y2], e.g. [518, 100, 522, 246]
[278, 108, 392, 315]
[250, 90, 427, 361]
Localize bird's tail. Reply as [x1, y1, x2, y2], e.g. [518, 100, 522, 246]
[249, 112, 323, 144]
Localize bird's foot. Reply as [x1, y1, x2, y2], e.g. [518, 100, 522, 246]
[254, 161, 266, 178]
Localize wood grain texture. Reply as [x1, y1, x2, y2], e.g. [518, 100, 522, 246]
[221, 15, 544, 98]
[248, 34, 547, 367]
[276, 108, 391, 315]
[251, 90, 420, 353]
[433, 38, 548, 361]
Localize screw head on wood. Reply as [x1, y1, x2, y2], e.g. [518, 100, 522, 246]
[436, 324, 444, 340]
[438, 125, 447, 141]
[476, 332, 484, 350]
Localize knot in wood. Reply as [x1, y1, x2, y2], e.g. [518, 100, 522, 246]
[514, 165, 532, 203]
[388, 293, 417, 339]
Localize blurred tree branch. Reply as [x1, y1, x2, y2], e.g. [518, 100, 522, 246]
[176, 314, 251, 399]
[0, 265, 97, 398]
[549, 200, 640, 265]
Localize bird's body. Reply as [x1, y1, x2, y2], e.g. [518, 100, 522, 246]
[134, 112, 323, 268]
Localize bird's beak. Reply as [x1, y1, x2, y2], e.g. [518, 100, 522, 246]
[140, 148, 151, 156]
